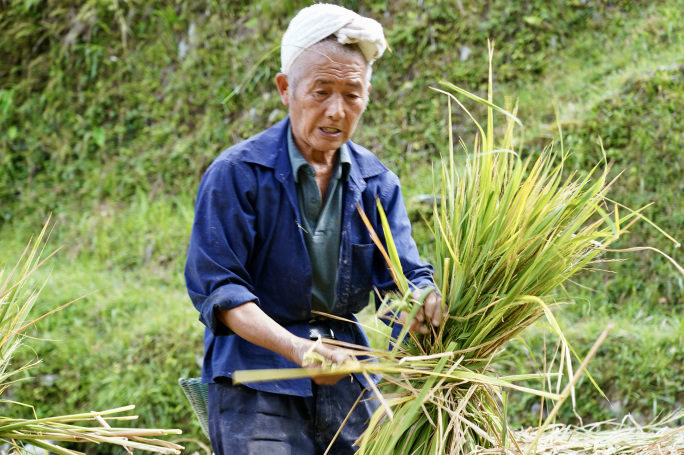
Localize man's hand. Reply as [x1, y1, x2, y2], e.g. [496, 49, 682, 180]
[400, 289, 444, 334]
[217, 303, 351, 386]
[292, 338, 352, 386]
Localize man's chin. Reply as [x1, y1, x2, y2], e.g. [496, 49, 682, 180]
[312, 137, 347, 153]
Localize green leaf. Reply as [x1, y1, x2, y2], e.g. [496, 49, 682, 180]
[92, 127, 106, 148]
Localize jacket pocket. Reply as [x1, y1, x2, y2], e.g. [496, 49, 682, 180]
[347, 243, 375, 312]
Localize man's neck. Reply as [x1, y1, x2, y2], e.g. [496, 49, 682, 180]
[294, 138, 337, 169]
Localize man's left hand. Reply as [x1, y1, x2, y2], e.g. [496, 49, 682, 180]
[407, 289, 444, 334]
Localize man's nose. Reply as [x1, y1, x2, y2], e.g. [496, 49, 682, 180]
[325, 94, 345, 120]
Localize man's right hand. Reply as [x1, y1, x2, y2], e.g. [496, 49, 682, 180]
[291, 337, 352, 385]
[216, 302, 352, 385]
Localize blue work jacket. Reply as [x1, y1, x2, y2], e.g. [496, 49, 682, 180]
[185, 117, 434, 397]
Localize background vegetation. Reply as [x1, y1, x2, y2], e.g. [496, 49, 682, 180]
[1, 0, 682, 451]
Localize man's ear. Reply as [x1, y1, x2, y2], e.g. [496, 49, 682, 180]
[275, 73, 290, 107]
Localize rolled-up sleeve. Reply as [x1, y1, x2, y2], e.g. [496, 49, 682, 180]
[185, 159, 259, 337]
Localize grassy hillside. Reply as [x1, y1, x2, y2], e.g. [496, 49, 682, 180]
[1, 0, 682, 451]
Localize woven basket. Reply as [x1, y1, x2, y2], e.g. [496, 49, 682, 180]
[178, 377, 210, 438]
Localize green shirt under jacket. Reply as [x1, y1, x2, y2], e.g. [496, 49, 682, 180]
[287, 127, 351, 313]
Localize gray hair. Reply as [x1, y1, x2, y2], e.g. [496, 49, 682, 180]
[286, 36, 373, 92]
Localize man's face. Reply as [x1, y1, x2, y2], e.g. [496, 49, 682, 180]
[276, 43, 369, 158]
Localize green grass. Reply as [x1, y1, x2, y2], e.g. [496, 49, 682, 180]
[499, 311, 684, 427]
[1, 1, 683, 452]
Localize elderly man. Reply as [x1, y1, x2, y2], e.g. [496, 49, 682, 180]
[185, 4, 441, 454]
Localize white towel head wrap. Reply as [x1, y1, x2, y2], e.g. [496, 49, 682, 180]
[280, 3, 387, 75]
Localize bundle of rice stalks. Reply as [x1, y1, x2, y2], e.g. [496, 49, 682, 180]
[345, 52, 620, 455]
[0, 220, 183, 455]
[351, 45, 682, 453]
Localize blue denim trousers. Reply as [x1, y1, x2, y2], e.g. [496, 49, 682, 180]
[208, 376, 377, 455]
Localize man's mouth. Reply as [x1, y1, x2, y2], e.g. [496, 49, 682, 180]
[320, 127, 341, 134]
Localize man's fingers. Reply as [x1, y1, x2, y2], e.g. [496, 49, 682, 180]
[398, 310, 421, 333]
[424, 292, 443, 326]
[315, 344, 350, 365]
[409, 318, 421, 333]
[412, 290, 443, 328]
[310, 345, 352, 385]
[422, 294, 436, 324]
[398, 290, 445, 335]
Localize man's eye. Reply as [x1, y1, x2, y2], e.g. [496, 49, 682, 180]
[316, 91, 327, 95]
[346, 93, 360, 99]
